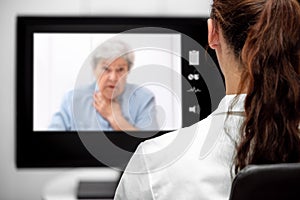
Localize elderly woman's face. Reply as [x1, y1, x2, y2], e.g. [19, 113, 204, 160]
[95, 57, 129, 100]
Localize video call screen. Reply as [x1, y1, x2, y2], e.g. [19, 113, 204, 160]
[33, 33, 183, 131]
[17, 17, 225, 168]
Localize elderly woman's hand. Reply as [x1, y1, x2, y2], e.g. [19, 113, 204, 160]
[93, 91, 138, 131]
[93, 91, 122, 122]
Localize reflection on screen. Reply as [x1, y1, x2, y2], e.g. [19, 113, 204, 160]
[33, 33, 182, 131]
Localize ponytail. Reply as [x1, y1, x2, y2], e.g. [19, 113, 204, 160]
[234, 0, 300, 173]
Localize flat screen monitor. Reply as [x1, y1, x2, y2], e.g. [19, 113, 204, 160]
[16, 16, 225, 169]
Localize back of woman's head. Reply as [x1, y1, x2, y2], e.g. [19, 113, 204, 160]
[211, 0, 300, 174]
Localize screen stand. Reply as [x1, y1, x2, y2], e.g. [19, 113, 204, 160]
[77, 180, 119, 199]
[42, 168, 121, 200]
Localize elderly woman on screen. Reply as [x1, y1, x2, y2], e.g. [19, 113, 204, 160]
[49, 40, 158, 131]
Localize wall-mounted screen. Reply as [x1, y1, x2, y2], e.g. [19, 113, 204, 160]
[16, 16, 225, 168]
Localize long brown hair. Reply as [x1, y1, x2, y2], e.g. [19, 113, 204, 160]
[211, 0, 300, 174]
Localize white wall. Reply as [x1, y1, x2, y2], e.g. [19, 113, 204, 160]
[0, 0, 211, 199]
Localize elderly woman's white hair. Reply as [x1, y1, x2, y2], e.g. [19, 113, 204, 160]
[92, 39, 135, 70]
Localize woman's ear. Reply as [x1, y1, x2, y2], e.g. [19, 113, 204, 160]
[207, 18, 220, 49]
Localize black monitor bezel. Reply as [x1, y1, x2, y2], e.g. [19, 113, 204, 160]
[16, 16, 223, 168]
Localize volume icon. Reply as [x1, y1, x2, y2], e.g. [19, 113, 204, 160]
[189, 105, 200, 114]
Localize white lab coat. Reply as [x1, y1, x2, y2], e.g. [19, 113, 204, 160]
[114, 94, 246, 200]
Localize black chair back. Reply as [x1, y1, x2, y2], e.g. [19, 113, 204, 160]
[229, 163, 300, 200]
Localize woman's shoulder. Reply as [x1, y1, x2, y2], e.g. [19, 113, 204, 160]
[128, 118, 212, 172]
[139, 116, 213, 155]
[125, 83, 154, 99]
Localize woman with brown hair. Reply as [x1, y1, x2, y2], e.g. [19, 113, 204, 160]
[114, 0, 300, 199]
